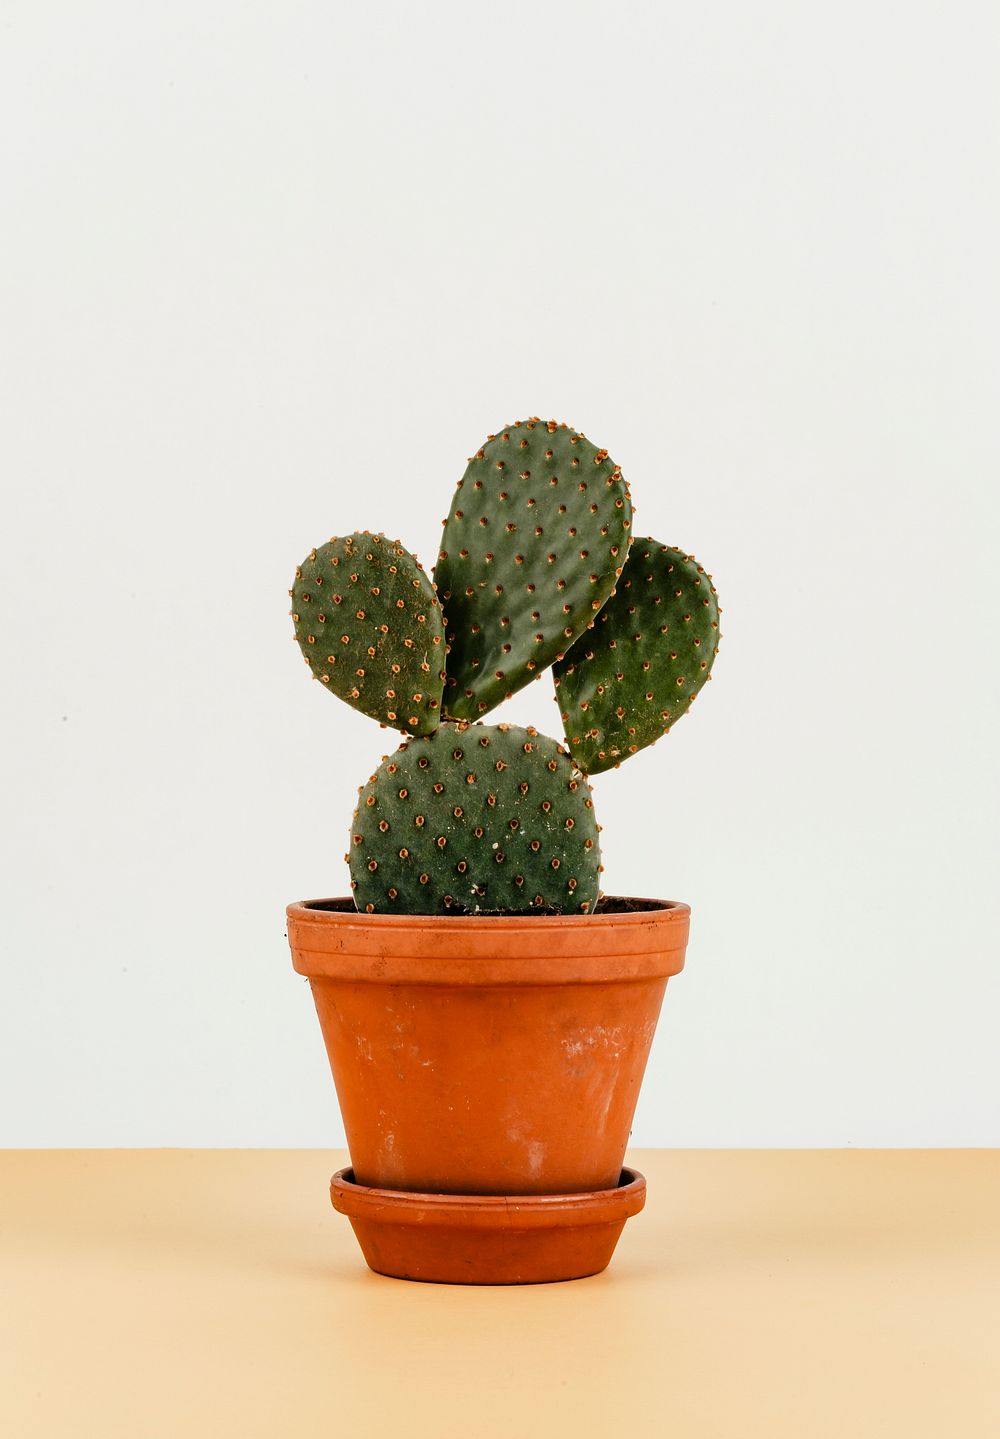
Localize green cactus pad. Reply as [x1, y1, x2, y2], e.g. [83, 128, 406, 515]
[434, 419, 632, 721]
[553, 540, 720, 774]
[291, 532, 446, 735]
[349, 722, 602, 914]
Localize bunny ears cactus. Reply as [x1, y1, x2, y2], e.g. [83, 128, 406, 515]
[291, 417, 721, 914]
[291, 534, 446, 734]
[554, 542, 721, 773]
[434, 419, 632, 719]
[349, 722, 602, 916]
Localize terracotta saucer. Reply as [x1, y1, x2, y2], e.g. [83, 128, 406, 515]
[330, 1166, 646, 1285]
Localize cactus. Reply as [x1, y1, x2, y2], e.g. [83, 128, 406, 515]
[434, 419, 632, 720]
[348, 722, 601, 915]
[291, 532, 446, 735]
[290, 423, 720, 915]
[553, 541, 720, 773]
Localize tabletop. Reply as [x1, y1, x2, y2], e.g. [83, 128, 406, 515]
[3, 1149, 998, 1438]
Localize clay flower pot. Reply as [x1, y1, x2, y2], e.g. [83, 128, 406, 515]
[287, 896, 689, 1282]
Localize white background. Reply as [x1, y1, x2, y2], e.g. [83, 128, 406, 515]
[2, 1, 997, 1147]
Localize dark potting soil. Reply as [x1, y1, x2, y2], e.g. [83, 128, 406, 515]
[303, 895, 671, 917]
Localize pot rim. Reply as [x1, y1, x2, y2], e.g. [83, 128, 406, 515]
[287, 895, 690, 982]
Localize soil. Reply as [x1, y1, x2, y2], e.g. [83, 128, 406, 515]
[304, 895, 671, 917]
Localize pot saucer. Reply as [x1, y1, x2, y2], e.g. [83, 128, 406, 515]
[330, 1166, 646, 1285]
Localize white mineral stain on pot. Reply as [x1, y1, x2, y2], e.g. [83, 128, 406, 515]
[560, 1024, 627, 1060]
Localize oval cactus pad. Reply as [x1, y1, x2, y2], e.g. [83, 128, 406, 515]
[291, 532, 446, 735]
[349, 722, 602, 915]
[553, 540, 720, 773]
[434, 419, 632, 720]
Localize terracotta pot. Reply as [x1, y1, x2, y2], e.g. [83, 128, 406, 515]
[287, 897, 689, 1197]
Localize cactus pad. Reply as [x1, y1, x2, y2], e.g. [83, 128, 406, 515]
[291, 533, 446, 735]
[553, 540, 720, 773]
[434, 419, 632, 721]
[349, 722, 602, 914]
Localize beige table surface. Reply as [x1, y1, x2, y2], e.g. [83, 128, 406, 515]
[3, 1149, 998, 1438]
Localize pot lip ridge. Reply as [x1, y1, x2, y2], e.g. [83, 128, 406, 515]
[286, 896, 690, 981]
